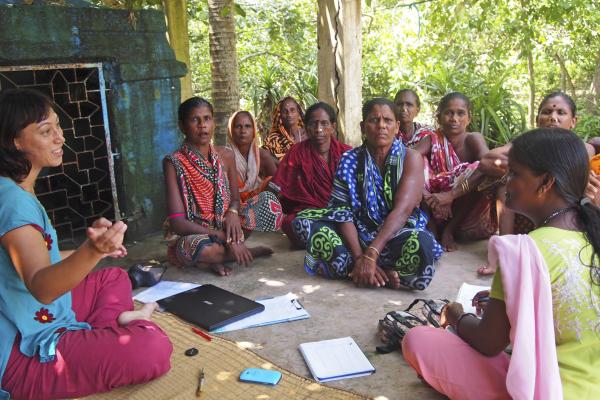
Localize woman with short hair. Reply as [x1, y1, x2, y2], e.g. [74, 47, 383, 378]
[0, 88, 172, 399]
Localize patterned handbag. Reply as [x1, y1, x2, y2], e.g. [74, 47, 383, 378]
[376, 298, 449, 354]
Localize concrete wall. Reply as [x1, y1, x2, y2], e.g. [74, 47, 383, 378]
[0, 4, 187, 239]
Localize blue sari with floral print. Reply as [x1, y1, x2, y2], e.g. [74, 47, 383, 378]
[294, 139, 443, 290]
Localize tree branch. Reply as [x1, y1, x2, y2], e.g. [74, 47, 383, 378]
[382, 0, 436, 10]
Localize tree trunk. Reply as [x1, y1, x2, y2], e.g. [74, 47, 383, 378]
[526, 49, 536, 127]
[207, 0, 240, 145]
[164, 0, 193, 102]
[554, 53, 575, 95]
[590, 49, 600, 109]
[519, 0, 536, 127]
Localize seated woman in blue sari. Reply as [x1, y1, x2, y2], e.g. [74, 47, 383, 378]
[295, 98, 443, 290]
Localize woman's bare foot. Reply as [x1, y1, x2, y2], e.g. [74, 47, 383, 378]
[249, 246, 274, 258]
[210, 263, 232, 276]
[477, 264, 496, 276]
[195, 261, 233, 276]
[383, 269, 401, 289]
[118, 302, 158, 326]
[440, 228, 457, 252]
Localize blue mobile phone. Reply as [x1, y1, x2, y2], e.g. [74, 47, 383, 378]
[239, 368, 282, 385]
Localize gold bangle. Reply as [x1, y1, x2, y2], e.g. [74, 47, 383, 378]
[227, 208, 238, 215]
[367, 246, 380, 257]
[362, 254, 377, 263]
[460, 180, 468, 194]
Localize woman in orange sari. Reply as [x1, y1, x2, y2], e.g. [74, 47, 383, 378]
[262, 97, 306, 161]
[227, 111, 277, 202]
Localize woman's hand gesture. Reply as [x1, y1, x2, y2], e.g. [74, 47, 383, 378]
[86, 218, 127, 256]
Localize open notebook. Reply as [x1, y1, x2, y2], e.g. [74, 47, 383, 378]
[299, 337, 375, 382]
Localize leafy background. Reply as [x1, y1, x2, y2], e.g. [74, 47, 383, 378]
[92, 0, 600, 145]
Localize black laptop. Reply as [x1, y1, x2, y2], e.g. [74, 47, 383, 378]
[157, 284, 264, 331]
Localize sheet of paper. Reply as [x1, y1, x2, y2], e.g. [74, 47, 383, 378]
[213, 292, 309, 333]
[456, 282, 490, 314]
[133, 281, 200, 303]
[299, 336, 375, 382]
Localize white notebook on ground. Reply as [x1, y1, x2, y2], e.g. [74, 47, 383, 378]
[299, 337, 375, 382]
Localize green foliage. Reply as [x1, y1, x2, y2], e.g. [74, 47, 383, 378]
[362, 0, 600, 144]
[88, 0, 162, 9]
[187, 0, 316, 137]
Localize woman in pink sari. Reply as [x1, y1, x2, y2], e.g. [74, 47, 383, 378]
[415, 92, 496, 251]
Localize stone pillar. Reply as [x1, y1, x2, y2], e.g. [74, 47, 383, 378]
[164, 0, 193, 101]
[317, 0, 362, 146]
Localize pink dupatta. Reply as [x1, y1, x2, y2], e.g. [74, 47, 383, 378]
[487, 234, 563, 400]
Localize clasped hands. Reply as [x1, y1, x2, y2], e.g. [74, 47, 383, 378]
[348, 249, 388, 288]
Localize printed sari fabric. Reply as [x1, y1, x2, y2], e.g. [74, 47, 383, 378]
[396, 122, 435, 147]
[270, 138, 351, 247]
[425, 131, 497, 240]
[262, 98, 305, 160]
[294, 139, 443, 290]
[226, 111, 271, 203]
[164, 143, 282, 268]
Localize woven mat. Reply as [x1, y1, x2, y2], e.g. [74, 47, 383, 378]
[84, 311, 370, 400]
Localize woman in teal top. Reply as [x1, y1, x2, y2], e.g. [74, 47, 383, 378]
[0, 88, 172, 399]
[403, 128, 600, 399]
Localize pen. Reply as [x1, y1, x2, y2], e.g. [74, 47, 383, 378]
[191, 327, 212, 342]
[196, 368, 204, 398]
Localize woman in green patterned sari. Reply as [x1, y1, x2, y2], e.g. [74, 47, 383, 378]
[295, 98, 443, 290]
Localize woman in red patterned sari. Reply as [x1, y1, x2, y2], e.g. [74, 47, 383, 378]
[415, 92, 496, 251]
[163, 98, 282, 276]
[269, 102, 351, 248]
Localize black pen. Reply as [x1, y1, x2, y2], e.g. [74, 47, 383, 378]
[196, 368, 204, 398]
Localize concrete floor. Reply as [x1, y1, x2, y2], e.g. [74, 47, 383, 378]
[106, 231, 494, 400]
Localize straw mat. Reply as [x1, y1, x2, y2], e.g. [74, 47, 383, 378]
[84, 311, 371, 400]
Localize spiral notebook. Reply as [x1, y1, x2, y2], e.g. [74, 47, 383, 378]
[299, 337, 375, 382]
